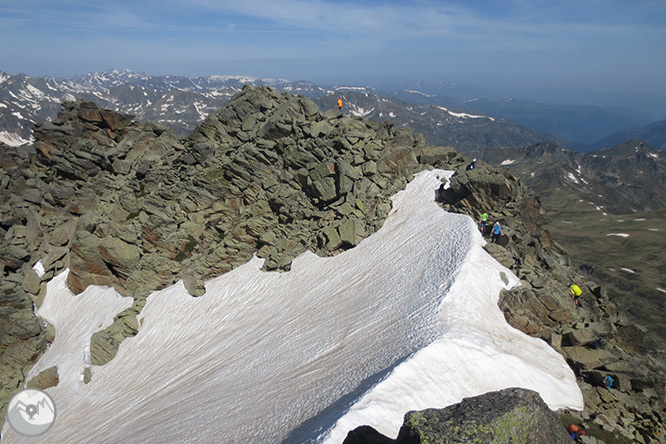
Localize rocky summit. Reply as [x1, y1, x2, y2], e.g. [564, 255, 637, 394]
[0, 85, 463, 423]
[0, 86, 664, 443]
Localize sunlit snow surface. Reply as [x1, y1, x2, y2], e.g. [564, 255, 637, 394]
[3, 170, 583, 443]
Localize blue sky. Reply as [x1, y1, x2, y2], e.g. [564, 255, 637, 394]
[1, 0, 665, 98]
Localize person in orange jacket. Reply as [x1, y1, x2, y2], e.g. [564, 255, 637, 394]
[337, 98, 343, 110]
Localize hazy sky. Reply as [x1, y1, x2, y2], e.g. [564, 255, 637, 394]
[1, 0, 665, 96]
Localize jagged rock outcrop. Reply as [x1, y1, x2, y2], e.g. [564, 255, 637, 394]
[343, 388, 572, 444]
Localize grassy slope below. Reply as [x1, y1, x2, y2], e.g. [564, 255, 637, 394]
[543, 191, 666, 363]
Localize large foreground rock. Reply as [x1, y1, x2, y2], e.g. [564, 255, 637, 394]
[343, 388, 572, 444]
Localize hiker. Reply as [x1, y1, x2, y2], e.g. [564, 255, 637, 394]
[566, 424, 587, 440]
[491, 222, 501, 243]
[603, 374, 614, 389]
[570, 283, 582, 305]
[469, 158, 477, 170]
[479, 212, 488, 232]
[337, 98, 343, 110]
[566, 424, 580, 440]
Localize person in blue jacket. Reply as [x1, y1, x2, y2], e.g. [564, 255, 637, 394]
[491, 222, 502, 243]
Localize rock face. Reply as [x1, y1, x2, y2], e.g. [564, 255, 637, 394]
[343, 388, 572, 444]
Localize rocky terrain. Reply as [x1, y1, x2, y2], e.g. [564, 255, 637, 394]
[1, 86, 665, 442]
[435, 158, 666, 443]
[465, 141, 666, 370]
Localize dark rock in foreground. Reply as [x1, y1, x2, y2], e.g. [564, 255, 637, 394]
[344, 388, 572, 444]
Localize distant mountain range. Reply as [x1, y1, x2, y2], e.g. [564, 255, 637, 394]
[587, 119, 666, 151]
[372, 91, 654, 152]
[459, 98, 652, 151]
[2, 69, 662, 153]
[470, 140, 666, 214]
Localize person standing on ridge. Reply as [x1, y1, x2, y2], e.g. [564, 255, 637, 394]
[337, 98, 343, 110]
[491, 222, 502, 243]
[480, 212, 488, 232]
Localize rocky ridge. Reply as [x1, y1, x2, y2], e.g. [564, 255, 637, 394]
[0, 85, 464, 426]
[0, 87, 664, 442]
[436, 159, 666, 443]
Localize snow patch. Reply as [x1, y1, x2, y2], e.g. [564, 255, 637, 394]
[567, 173, 579, 184]
[348, 104, 375, 117]
[607, 233, 630, 237]
[324, 234, 582, 442]
[620, 268, 636, 274]
[403, 90, 434, 98]
[435, 106, 495, 121]
[500, 159, 515, 166]
[334, 86, 369, 92]
[0, 131, 32, 146]
[657, 288, 666, 294]
[33, 261, 45, 278]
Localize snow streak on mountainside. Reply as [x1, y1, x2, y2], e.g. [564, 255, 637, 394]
[2, 170, 582, 444]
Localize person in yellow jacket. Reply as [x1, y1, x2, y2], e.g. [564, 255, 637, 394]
[337, 98, 343, 110]
[570, 283, 582, 305]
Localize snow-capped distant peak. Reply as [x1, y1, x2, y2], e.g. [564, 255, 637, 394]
[333, 86, 374, 92]
[209, 74, 260, 83]
[402, 90, 434, 98]
[435, 105, 495, 121]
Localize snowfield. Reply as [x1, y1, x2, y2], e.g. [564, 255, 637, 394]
[2, 170, 583, 443]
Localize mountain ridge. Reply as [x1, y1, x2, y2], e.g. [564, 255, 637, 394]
[1, 86, 664, 443]
[588, 119, 666, 151]
[5, 69, 643, 152]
